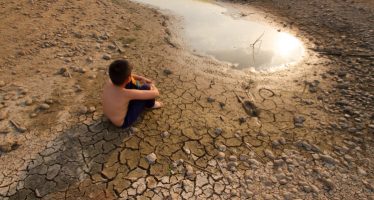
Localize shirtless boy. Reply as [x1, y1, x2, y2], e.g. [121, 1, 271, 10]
[102, 59, 162, 128]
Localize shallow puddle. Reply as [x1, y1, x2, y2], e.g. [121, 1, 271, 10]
[133, 0, 305, 71]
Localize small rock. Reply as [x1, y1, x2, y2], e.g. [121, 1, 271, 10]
[39, 103, 50, 110]
[320, 154, 338, 165]
[294, 116, 305, 127]
[239, 154, 249, 161]
[217, 152, 225, 160]
[264, 149, 275, 160]
[183, 146, 191, 155]
[58, 67, 67, 74]
[78, 106, 88, 114]
[102, 54, 111, 60]
[45, 99, 53, 104]
[227, 161, 238, 168]
[163, 69, 172, 75]
[161, 131, 170, 138]
[279, 137, 286, 145]
[357, 167, 367, 176]
[129, 127, 138, 133]
[145, 153, 157, 164]
[30, 113, 37, 118]
[0, 110, 8, 120]
[0, 142, 19, 153]
[0, 81, 5, 87]
[321, 178, 335, 190]
[25, 98, 33, 106]
[248, 159, 260, 166]
[228, 155, 238, 162]
[207, 97, 215, 103]
[217, 144, 226, 152]
[88, 74, 96, 79]
[88, 106, 96, 113]
[108, 44, 116, 50]
[185, 165, 194, 177]
[214, 128, 222, 135]
[86, 57, 93, 63]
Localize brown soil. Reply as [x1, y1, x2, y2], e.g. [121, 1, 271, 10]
[0, 0, 373, 199]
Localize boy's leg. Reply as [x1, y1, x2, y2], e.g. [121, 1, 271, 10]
[122, 84, 156, 128]
[138, 84, 156, 108]
[122, 100, 148, 128]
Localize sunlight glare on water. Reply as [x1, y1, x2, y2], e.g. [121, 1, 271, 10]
[133, 0, 305, 71]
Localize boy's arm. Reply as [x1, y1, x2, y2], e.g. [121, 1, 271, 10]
[132, 74, 153, 83]
[124, 86, 159, 100]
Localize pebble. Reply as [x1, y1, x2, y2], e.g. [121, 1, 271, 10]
[185, 165, 194, 177]
[183, 146, 191, 155]
[86, 57, 93, 63]
[248, 159, 260, 166]
[0, 81, 5, 87]
[78, 106, 88, 114]
[207, 97, 215, 103]
[102, 54, 111, 60]
[214, 128, 222, 135]
[0, 110, 8, 120]
[264, 149, 275, 160]
[25, 98, 33, 106]
[30, 113, 37, 118]
[108, 44, 116, 50]
[357, 167, 367, 176]
[294, 116, 306, 127]
[88, 106, 96, 113]
[239, 154, 249, 161]
[321, 178, 335, 190]
[45, 99, 53, 104]
[39, 103, 50, 110]
[129, 127, 138, 133]
[320, 154, 338, 165]
[279, 137, 286, 145]
[217, 144, 226, 152]
[145, 153, 157, 164]
[0, 142, 19, 153]
[217, 152, 225, 160]
[227, 161, 238, 168]
[161, 131, 170, 138]
[163, 69, 172, 75]
[228, 155, 238, 162]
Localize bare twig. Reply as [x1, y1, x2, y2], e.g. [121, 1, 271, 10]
[250, 32, 265, 65]
[244, 142, 265, 163]
[183, 160, 215, 175]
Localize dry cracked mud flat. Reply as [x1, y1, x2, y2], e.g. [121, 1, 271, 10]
[0, 0, 373, 199]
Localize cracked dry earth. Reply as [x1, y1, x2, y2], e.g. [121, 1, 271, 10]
[0, 0, 374, 200]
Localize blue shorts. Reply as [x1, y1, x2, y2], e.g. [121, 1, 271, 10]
[122, 82, 155, 128]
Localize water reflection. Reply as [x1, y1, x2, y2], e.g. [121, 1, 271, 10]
[133, 0, 305, 71]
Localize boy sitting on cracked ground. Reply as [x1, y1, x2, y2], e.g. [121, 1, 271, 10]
[103, 59, 162, 128]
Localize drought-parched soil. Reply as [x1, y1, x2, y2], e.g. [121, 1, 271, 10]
[0, 0, 373, 199]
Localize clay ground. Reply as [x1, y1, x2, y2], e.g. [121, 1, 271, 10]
[0, 0, 373, 199]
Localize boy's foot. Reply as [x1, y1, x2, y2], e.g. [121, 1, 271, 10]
[152, 101, 163, 109]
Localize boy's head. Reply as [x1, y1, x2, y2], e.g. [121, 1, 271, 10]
[109, 59, 133, 86]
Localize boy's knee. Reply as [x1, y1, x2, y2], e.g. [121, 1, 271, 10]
[140, 84, 150, 90]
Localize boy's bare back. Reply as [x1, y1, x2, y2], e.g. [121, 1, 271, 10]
[102, 81, 130, 127]
[103, 80, 161, 127]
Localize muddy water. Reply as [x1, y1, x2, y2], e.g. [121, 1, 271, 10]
[134, 0, 305, 71]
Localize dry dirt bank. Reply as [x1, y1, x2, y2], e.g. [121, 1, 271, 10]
[0, 0, 373, 199]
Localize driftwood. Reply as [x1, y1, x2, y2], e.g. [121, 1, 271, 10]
[309, 48, 374, 59]
[114, 41, 125, 53]
[235, 93, 260, 117]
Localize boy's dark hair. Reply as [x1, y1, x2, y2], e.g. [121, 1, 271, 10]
[109, 59, 132, 86]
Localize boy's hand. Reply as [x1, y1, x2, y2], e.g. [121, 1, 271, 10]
[142, 77, 153, 84]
